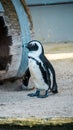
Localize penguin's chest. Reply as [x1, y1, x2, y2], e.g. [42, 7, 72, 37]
[29, 58, 41, 77]
[28, 58, 48, 90]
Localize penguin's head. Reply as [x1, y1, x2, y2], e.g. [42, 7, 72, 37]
[26, 40, 44, 57]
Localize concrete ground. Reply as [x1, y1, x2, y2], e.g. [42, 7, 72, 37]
[0, 43, 73, 122]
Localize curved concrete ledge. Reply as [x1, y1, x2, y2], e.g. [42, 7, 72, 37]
[0, 117, 73, 127]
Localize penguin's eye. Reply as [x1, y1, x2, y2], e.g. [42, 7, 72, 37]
[34, 43, 36, 47]
[33, 43, 38, 51]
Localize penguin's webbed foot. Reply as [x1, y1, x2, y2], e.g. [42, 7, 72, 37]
[37, 90, 49, 98]
[27, 90, 40, 97]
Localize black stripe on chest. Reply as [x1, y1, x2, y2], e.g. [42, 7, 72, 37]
[29, 56, 50, 85]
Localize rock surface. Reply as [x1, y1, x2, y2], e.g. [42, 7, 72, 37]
[0, 54, 73, 119]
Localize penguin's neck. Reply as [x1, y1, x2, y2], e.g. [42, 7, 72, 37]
[28, 54, 45, 69]
[28, 52, 42, 64]
[28, 52, 39, 59]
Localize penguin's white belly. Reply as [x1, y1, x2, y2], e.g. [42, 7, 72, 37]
[29, 58, 48, 90]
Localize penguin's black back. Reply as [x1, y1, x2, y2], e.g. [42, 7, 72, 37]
[39, 53, 57, 91]
[39, 54, 56, 79]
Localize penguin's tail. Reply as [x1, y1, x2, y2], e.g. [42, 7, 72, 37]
[49, 66, 58, 94]
[51, 83, 58, 93]
[50, 76, 58, 94]
[48, 83, 58, 94]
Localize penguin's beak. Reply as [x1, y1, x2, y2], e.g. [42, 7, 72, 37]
[26, 44, 30, 50]
[25, 45, 28, 49]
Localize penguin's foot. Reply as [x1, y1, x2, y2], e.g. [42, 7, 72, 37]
[27, 90, 40, 97]
[37, 90, 49, 98]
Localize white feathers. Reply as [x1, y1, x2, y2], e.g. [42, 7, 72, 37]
[29, 58, 48, 90]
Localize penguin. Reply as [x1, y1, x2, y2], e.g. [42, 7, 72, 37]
[25, 40, 58, 98]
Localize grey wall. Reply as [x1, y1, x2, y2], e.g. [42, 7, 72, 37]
[29, 3, 73, 43]
[26, 0, 73, 5]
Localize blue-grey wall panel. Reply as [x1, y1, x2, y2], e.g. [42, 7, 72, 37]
[26, 0, 73, 5]
[29, 4, 73, 42]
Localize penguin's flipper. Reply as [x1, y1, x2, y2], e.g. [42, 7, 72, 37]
[46, 69, 58, 94]
[40, 55, 58, 93]
[43, 63, 51, 91]
[27, 90, 40, 97]
[44, 61, 58, 94]
[37, 90, 49, 98]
